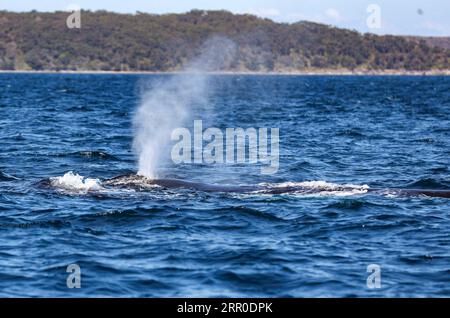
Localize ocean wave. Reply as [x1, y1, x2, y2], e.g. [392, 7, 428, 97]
[55, 150, 120, 161]
[4, 133, 26, 141]
[0, 171, 18, 181]
[324, 199, 396, 210]
[404, 178, 449, 190]
[215, 206, 284, 221]
[74, 151, 119, 160]
[49, 171, 103, 192]
[336, 128, 365, 138]
[0, 219, 71, 229]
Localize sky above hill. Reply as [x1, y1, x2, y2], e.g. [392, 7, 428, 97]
[1, 0, 449, 36]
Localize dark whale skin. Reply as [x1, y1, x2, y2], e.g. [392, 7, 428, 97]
[103, 174, 450, 198]
[103, 174, 259, 192]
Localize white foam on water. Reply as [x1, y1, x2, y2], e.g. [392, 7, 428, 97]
[50, 171, 102, 192]
[258, 180, 370, 197]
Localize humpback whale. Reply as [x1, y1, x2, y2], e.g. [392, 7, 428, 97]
[103, 174, 450, 198]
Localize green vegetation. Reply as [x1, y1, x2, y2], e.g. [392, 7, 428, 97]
[0, 10, 449, 72]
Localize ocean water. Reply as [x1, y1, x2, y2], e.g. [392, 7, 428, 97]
[0, 73, 449, 297]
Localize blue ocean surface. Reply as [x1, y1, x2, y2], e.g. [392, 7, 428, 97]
[0, 73, 449, 297]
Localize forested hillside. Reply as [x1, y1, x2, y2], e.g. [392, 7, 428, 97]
[0, 10, 449, 72]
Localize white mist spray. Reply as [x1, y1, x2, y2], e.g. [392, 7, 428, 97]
[133, 37, 236, 179]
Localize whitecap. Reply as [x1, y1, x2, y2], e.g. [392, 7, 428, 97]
[50, 171, 102, 192]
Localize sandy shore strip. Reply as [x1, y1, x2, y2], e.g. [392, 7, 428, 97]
[1, 69, 449, 76]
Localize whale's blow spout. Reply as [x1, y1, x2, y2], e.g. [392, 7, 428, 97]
[132, 73, 206, 179]
[132, 37, 237, 179]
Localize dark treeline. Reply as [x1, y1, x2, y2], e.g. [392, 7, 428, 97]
[0, 10, 449, 72]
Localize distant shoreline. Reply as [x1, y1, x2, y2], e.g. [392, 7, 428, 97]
[1, 69, 450, 76]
